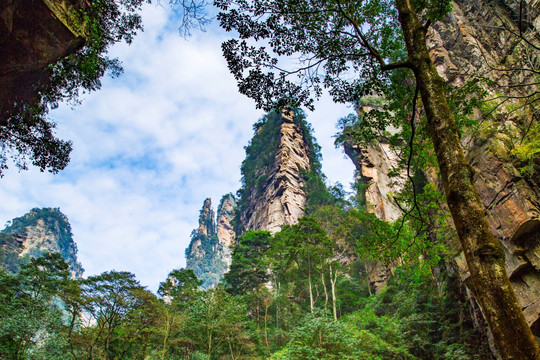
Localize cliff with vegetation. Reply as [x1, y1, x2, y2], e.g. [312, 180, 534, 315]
[0, 207, 83, 278]
[185, 195, 237, 288]
[339, 0, 540, 339]
[0, 0, 88, 122]
[185, 108, 330, 287]
[236, 108, 330, 234]
[237, 109, 311, 234]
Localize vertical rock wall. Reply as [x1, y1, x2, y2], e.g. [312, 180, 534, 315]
[241, 109, 311, 234]
[342, 0, 540, 336]
[0, 0, 87, 122]
[342, 120, 405, 293]
[428, 0, 540, 337]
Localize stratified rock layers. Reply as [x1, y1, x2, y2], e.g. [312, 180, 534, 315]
[240, 109, 311, 234]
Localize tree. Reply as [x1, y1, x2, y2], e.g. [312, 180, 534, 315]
[274, 218, 332, 313]
[158, 268, 202, 304]
[0, 253, 73, 359]
[0, 0, 149, 176]
[215, 0, 540, 357]
[223, 231, 273, 295]
[74, 270, 157, 360]
[157, 268, 202, 359]
[184, 287, 257, 359]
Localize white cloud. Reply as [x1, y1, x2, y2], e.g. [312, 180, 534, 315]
[0, 4, 355, 292]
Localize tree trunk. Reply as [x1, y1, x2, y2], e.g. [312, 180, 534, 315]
[321, 270, 329, 308]
[308, 252, 314, 313]
[394, 0, 540, 358]
[329, 264, 338, 321]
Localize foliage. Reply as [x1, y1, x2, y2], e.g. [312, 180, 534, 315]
[512, 120, 540, 181]
[369, 264, 493, 360]
[1, 0, 150, 176]
[223, 231, 272, 294]
[158, 268, 202, 304]
[0, 254, 73, 360]
[272, 308, 416, 360]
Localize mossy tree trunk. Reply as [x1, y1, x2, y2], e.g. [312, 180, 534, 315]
[394, 0, 540, 358]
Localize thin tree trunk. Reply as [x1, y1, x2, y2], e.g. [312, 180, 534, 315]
[394, 0, 540, 358]
[161, 313, 171, 360]
[264, 301, 270, 350]
[308, 252, 314, 313]
[329, 264, 338, 320]
[321, 270, 329, 308]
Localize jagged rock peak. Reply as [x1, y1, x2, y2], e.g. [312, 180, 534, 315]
[198, 198, 216, 238]
[185, 195, 237, 288]
[1, 207, 84, 278]
[216, 193, 237, 261]
[239, 108, 314, 234]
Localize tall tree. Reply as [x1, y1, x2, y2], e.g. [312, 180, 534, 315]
[223, 231, 273, 295]
[215, 0, 540, 357]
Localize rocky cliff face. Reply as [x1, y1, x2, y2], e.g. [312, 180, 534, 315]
[342, 120, 405, 223]
[0, 0, 88, 122]
[239, 109, 312, 234]
[0, 208, 83, 278]
[429, 0, 540, 337]
[342, 0, 540, 337]
[185, 195, 237, 288]
[341, 119, 405, 293]
[185, 109, 319, 286]
[216, 193, 236, 266]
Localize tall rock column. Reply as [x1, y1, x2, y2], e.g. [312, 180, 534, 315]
[185, 195, 237, 288]
[341, 115, 405, 293]
[216, 193, 236, 267]
[241, 109, 312, 233]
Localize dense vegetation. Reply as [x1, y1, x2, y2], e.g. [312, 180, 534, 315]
[0, 229, 493, 359]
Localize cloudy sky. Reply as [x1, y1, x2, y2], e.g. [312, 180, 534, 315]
[0, 3, 356, 291]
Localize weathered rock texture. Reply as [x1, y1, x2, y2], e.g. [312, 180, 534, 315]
[342, 0, 540, 337]
[428, 0, 540, 337]
[0, 207, 83, 278]
[342, 120, 405, 223]
[0, 0, 88, 122]
[216, 193, 237, 266]
[240, 109, 311, 234]
[342, 118, 405, 293]
[185, 195, 237, 288]
[185, 110, 318, 286]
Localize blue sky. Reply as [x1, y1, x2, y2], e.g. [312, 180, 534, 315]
[0, 3, 355, 291]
